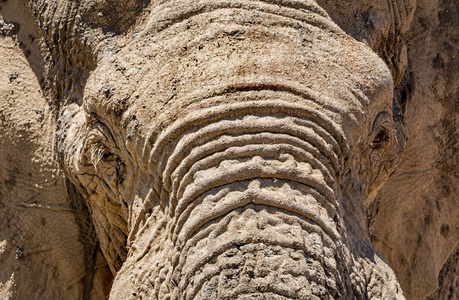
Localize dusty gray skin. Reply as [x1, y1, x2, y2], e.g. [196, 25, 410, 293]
[9, 0, 457, 299]
[37, 0, 409, 298]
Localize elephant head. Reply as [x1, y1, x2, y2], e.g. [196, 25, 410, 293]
[14, 0, 416, 298]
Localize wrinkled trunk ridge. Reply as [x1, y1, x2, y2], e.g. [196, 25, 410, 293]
[112, 99, 355, 299]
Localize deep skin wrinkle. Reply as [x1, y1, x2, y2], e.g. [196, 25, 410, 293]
[34, 0, 406, 298]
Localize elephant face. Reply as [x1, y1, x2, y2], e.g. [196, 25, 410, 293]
[46, 0, 405, 298]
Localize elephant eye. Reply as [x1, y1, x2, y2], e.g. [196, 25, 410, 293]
[369, 111, 394, 150]
[82, 119, 119, 170]
[371, 129, 389, 149]
[89, 143, 105, 167]
[88, 143, 117, 165]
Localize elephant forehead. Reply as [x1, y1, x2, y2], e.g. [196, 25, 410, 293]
[83, 3, 393, 140]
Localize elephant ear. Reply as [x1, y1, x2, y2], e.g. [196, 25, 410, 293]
[0, 1, 112, 298]
[320, 1, 459, 299]
[370, 0, 459, 299]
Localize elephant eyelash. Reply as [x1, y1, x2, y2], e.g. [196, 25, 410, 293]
[90, 146, 105, 171]
[88, 143, 118, 170]
[85, 119, 119, 170]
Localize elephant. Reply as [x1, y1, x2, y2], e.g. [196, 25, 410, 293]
[0, 0, 457, 299]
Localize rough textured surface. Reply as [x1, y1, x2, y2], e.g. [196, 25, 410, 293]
[0, 1, 112, 299]
[0, 0, 457, 299]
[369, 0, 458, 299]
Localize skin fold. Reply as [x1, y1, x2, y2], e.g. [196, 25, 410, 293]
[59, 0, 406, 298]
[0, 0, 457, 299]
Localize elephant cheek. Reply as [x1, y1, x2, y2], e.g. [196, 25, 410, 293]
[112, 103, 351, 299]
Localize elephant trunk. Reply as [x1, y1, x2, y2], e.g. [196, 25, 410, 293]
[133, 99, 351, 299]
[104, 0, 402, 298]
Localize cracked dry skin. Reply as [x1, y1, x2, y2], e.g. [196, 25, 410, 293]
[56, 0, 406, 298]
[0, 0, 457, 299]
